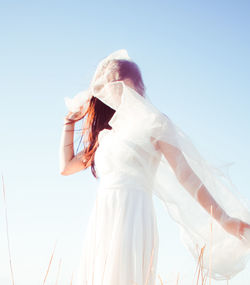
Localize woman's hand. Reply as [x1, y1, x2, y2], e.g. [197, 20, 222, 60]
[222, 216, 250, 241]
[64, 106, 84, 123]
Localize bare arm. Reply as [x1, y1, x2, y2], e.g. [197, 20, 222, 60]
[59, 110, 86, 175]
[157, 140, 229, 222]
[157, 139, 250, 239]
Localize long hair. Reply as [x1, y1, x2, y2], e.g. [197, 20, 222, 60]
[66, 59, 146, 178]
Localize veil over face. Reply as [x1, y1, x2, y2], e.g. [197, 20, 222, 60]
[64, 49, 131, 113]
[65, 49, 250, 281]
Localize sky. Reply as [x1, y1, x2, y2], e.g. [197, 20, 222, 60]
[0, 0, 250, 284]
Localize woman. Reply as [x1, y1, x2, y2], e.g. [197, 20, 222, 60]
[60, 49, 250, 284]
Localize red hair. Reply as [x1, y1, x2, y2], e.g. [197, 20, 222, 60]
[67, 59, 146, 178]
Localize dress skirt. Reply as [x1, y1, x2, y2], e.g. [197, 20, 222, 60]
[75, 183, 159, 285]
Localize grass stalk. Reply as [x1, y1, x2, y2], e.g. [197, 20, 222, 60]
[1, 174, 15, 285]
[43, 240, 58, 285]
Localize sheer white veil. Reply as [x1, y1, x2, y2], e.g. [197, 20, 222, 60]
[64, 49, 132, 113]
[64, 49, 250, 281]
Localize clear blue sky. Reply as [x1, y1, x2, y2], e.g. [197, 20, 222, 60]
[0, 0, 250, 284]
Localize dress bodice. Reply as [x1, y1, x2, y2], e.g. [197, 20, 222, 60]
[95, 128, 162, 194]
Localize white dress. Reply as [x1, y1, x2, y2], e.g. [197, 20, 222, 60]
[76, 127, 160, 285]
[72, 81, 250, 285]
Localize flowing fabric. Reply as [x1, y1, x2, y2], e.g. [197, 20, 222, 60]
[65, 50, 250, 284]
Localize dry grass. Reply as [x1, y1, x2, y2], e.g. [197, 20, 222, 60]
[42, 240, 58, 285]
[55, 258, 62, 285]
[1, 175, 229, 285]
[1, 174, 15, 285]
